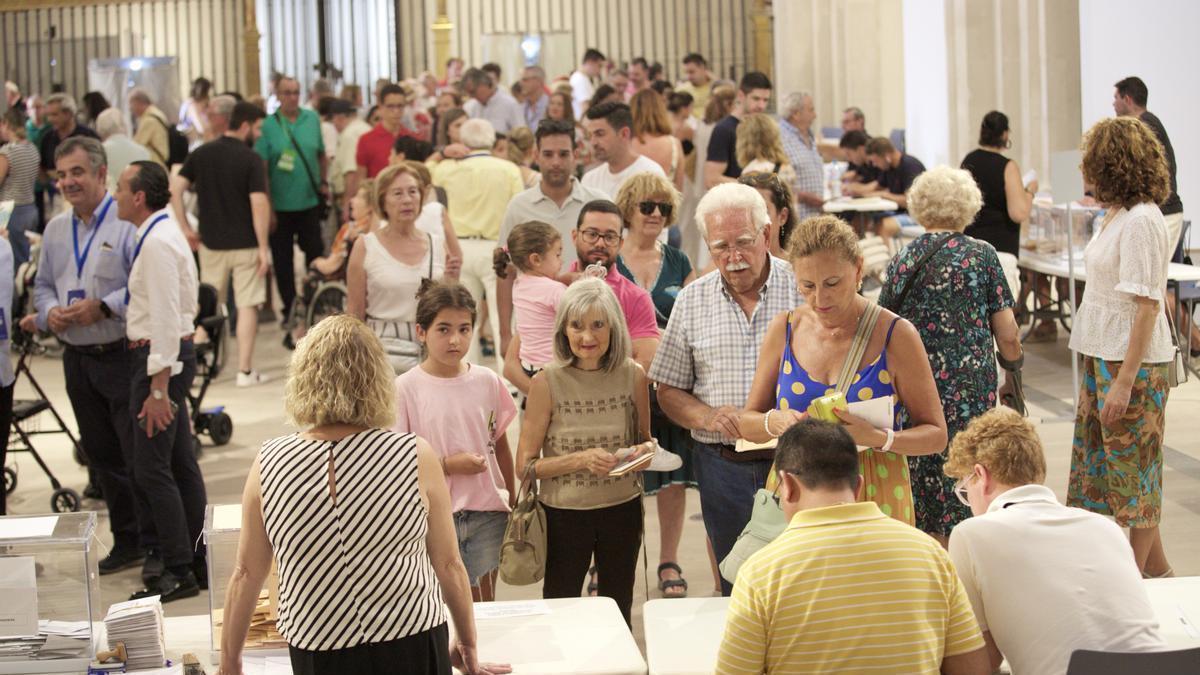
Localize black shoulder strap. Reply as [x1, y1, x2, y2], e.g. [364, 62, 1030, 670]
[884, 233, 964, 314]
[274, 112, 321, 197]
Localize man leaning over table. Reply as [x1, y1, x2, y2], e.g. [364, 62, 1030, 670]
[649, 183, 800, 596]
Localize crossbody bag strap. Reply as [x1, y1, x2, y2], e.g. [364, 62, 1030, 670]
[834, 301, 881, 394]
[274, 112, 322, 197]
[884, 233, 964, 314]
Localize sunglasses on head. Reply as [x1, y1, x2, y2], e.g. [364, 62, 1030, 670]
[638, 200, 673, 218]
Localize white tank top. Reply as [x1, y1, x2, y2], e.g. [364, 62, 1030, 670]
[258, 429, 447, 650]
[362, 230, 445, 322]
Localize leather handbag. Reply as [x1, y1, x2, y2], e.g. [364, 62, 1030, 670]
[719, 302, 881, 583]
[1165, 302, 1185, 388]
[498, 461, 548, 586]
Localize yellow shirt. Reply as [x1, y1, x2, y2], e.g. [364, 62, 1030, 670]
[677, 80, 713, 119]
[717, 502, 984, 674]
[133, 105, 170, 168]
[430, 151, 524, 240]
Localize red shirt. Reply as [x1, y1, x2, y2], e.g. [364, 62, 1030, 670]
[569, 261, 660, 340]
[355, 124, 416, 178]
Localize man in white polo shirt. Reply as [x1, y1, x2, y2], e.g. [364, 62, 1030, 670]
[580, 101, 665, 199]
[945, 408, 1165, 675]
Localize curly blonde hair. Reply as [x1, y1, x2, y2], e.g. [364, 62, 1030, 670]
[786, 214, 861, 264]
[906, 166, 982, 232]
[284, 315, 396, 430]
[735, 113, 788, 169]
[614, 172, 681, 230]
[944, 407, 1046, 485]
[1080, 116, 1170, 210]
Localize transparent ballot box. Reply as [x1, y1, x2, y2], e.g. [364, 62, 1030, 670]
[1021, 202, 1101, 259]
[205, 504, 286, 663]
[0, 512, 100, 674]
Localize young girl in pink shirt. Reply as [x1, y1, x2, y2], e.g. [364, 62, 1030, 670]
[393, 282, 518, 601]
[495, 221, 567, 396]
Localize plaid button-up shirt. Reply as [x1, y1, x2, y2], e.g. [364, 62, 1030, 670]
[779, 117, 826, 220]
[649, 256, 802, 445]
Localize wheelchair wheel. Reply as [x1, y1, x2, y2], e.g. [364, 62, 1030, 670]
[4, 467, 16, 496]
[52, 487, 82, 513]
[209, 412, 234, 446]
[307, 284, 347, 328]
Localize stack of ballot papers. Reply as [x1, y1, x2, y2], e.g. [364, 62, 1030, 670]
[0, 620, 91, 661]
[213, 587, 287, 649]
[104, 596, 166, 670]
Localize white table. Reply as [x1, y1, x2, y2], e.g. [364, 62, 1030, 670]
[823, 196, 898, 214]
[1017, 251, 1200, 283]
[643, 597, 730, 675]
[641, 578, 1200, 674]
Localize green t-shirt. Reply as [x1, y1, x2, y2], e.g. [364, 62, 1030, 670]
[255, 108, 325, 212]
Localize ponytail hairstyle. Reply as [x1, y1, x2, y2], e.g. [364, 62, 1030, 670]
[493, 220, 562, 279]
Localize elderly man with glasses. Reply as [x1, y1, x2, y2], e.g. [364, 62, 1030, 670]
[649, 182, 801, 596]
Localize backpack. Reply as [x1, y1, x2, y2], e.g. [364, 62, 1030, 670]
[149, 113, 190, 166]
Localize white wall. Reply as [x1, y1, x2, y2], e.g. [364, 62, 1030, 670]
[901, 0, 949, 168]
[1079, 0, 1200, 219]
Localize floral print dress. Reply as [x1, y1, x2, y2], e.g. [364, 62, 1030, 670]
[879, 232, 1015, 535]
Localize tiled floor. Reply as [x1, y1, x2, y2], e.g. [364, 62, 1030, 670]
[7, 320, 1200, 653]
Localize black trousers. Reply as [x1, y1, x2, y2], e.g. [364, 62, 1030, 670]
[129, 341, 207, 570]
[62, 346, 145, 552]
[542, 496, 643, 626]
[0, 383, 12, 515]
[288, 623, 450, 675]
[270, 206, 325, 321]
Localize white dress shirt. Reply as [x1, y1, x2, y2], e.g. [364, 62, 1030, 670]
[126, 208, 199, 376]
[948, 484, 1165, 675]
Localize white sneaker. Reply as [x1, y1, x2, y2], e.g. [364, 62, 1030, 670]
[236, 370, 270, 387]
[647, 449, 683, 472]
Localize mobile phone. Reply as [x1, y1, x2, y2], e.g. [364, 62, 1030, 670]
[138, 400, 180, 436]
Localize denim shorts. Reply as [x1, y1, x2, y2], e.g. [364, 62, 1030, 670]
[453, 510, 509, 585]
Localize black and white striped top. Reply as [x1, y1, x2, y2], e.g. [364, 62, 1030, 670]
[259, 428, 447, 651]
[0, 141, 40, 205]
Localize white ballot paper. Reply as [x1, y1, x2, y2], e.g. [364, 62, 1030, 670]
[0, 557, 38, 637]
[734, 397, 896, 453]
[0, 516, 58, 540]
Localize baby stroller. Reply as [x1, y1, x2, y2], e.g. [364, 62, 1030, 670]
[189, 283, 233, 453]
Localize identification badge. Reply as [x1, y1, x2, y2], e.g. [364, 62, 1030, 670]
[277, 149, 296, 173]
[0, 311, 8, 341]
[66, 289, 86, 305]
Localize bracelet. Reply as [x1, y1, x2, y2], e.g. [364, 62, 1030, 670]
[763, 409, 781, 439]
[876, 428, 895, 453]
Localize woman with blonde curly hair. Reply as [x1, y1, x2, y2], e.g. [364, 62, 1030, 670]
[614, 172, 698, 597]
[877, 166, 1023, 543]
[735, 113, 797, 190]
[1068, 116, 1175, 577]
[218, 315, 509, 675]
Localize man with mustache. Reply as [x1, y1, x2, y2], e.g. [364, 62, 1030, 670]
[20, 136, 151, 582]
[649, 182, 801, 596]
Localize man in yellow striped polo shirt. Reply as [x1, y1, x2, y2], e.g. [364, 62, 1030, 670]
[717, 420, 990, 675]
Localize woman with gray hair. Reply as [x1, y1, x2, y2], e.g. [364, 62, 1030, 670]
[515, 277, 655, 627]
[878, 165, 1023, 544]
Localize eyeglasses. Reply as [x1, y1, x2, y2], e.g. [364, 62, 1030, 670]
[579, 228, 621, 246]
[770, 470, 788, 506]
[638, 200, 673, 218]
[709, 237, 758, 258]
[953, 474, 976, 506]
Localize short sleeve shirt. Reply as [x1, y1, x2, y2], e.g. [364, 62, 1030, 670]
[568, 261, 659, 340]
[179, 136, 267, 250]
[39, 125, 100, 171]
[880, 154, 926, 209]
[706, 116, 741, 178]
[255, 109, 325, 212]
[356, 124, 416, 179]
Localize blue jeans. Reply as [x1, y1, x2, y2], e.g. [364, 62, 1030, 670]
[7, 203, 38, 270]
[693, 442, 773, 596]
[452, 510, 508, 585]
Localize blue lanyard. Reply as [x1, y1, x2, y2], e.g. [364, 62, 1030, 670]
[71, 195, 113, 280]
[125, 213, 170, 304]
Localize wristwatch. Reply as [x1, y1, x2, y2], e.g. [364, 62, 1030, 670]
[99, 301, 113, 318]
[151, 389, 166, 401]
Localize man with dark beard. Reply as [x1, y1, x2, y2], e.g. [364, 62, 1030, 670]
[495, 119, 607, 358]
[170, 101, 272, 387]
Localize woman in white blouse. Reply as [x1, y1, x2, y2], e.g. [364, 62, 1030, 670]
[1067, 117, 1175, 578]
[347, 163, 457, 373]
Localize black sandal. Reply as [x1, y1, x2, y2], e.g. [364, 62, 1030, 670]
[657, 562, 688, 598]
[587, 566, 598, 596]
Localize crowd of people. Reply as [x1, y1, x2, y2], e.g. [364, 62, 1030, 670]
[0, 48, 1190, 675]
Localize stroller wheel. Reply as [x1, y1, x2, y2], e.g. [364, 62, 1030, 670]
[51, 487, 82, 513]
[209, 412, 234, 446]
[4, 467, 16, 496]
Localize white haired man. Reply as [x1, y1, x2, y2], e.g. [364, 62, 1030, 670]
[462, 67, 524, 134]
[432, 118, 524, 367]
[649, 182, 802, 596]
[96, 108, 150, 193]
[128, 88, 170, 168]
[778, 92, 826, 220]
